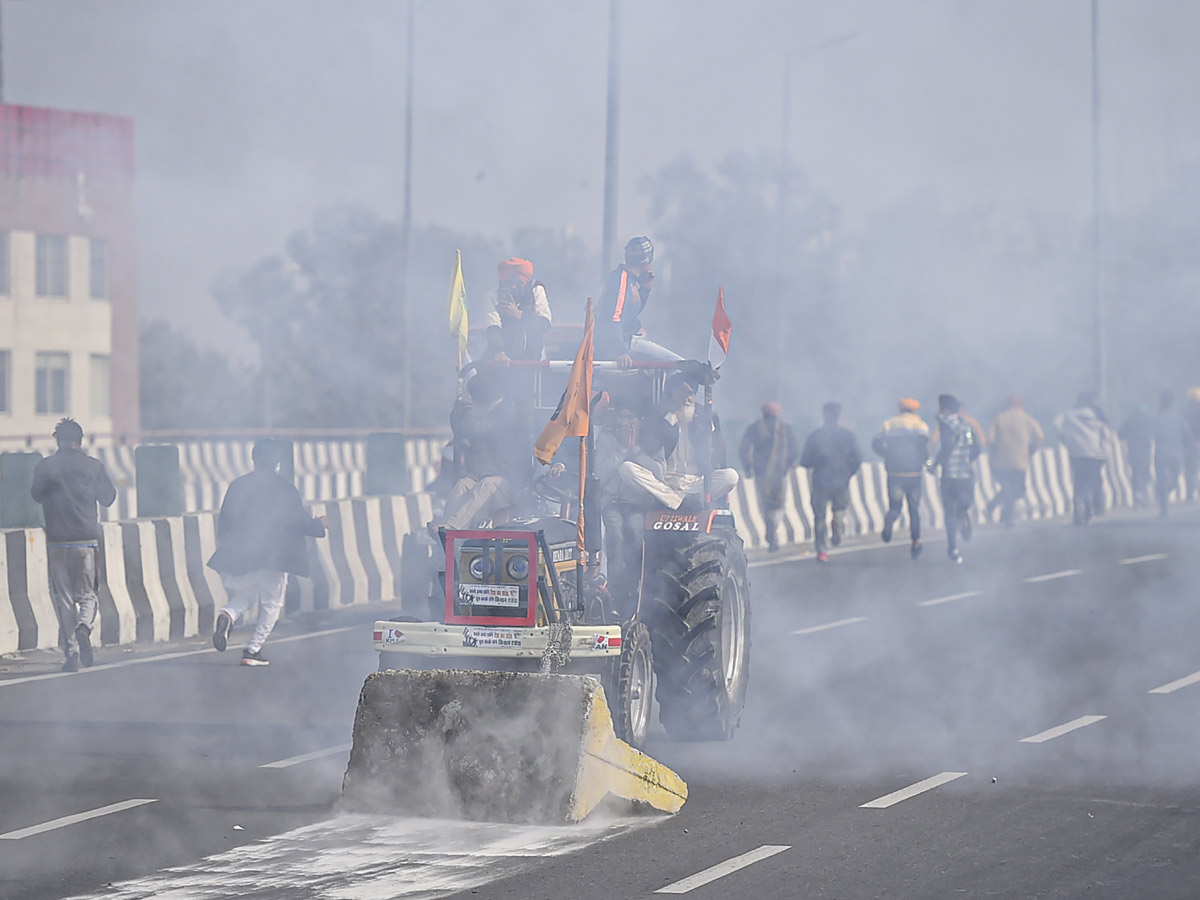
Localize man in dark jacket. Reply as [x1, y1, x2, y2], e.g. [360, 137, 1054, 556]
[800, 402, 862, 562]
[596, 236, 682, 367]
[208, 440, 328, 666]
[872, 397, 931, 559]
[1152, 390, 1195, 517]
[740, 402, 801, 552]
[30, 418, 117, 672]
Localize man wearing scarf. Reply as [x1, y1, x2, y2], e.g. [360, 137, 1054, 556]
[740, 402, 801, 552]
[483, 257, 553, 362]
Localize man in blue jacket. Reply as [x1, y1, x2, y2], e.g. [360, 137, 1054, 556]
[872, 398, 930, 560]
[208, 440, 328, 667]
[596, 236, 683, 367]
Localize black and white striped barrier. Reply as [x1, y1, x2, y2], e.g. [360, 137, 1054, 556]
[0, 494, 434, 656]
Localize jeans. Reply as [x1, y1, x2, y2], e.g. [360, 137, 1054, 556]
[941, 477, 975, 552]
[1069, 457, 1105, 524]
[811, 484, 849, 552]
[987, 468, 1027, 527]
[48, 543, 99, 660]
[884, 475, 923, 540]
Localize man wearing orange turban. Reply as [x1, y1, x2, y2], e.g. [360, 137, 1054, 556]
[871, 398, 931, 559]
[484, 257, 553, 362]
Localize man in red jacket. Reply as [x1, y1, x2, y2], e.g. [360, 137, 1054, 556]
[208, 440, 328, 667]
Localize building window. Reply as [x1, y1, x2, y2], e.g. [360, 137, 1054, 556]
[35, 352, 70, 414]
[90, 238, 109, 300]
[0, 350, 10, 413]
[90, 354, 111, 417]
[0, 232, 9, 295]
[36, 234, 69, 297]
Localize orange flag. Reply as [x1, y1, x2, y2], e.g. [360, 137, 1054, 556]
[535, 299, 594, 464]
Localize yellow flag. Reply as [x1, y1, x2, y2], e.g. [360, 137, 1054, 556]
[535, 299, 594, 464]
[447, 249, 469, 364]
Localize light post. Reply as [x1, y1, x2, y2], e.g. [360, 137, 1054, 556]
[600, 0, 621, 279]
[1089, 0, 1105, 404]
[400, 0, 415, 427]
[776, 31, 858, 399]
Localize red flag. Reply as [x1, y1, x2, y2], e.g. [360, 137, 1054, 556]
[708, 287, 732, 369]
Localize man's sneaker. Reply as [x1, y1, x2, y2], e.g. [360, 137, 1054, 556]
[961, 513, 973, 542]
[212, 611, 232, 653]
[910, 540, 922, 560]
[62, 653, 80, 673]
[948, 548, 964, 564]
[816, 551, 830, 563]
[75, 625, 93, 668]
[881, 520, 894, 543]
[241, 648, 269, 667]
[830, 518, 842, 547]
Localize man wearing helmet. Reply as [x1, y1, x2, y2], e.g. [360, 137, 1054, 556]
[597, 236, 683, 368]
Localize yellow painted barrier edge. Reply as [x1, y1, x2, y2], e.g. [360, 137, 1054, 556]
[568, 683, 688, 821]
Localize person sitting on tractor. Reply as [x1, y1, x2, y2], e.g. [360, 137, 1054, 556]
[440, 374, 532, 530]
[483, 257, 553, 363]
[618, 373, 739, 510]
[597, 236, 683, 369]
[594, 402, 647, 614]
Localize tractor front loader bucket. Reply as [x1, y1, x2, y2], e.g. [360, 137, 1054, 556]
[341, 669, 687, 823]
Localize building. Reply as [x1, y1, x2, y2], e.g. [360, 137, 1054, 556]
[0, 101, 138, 444]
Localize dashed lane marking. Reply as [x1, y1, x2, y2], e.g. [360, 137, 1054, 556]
[792, 617, 867, 636]
[1119, 553, 1169, 565]
[0, 626, 359, 689]
[0, 799, 158, 840]
[1019, 715, 1107, 743]
[1149, 670, 1200, 695]
[1023, 569, 1084, 584]
[655, 845, 791, 894]
[917, 590, 982, 607]
[859, 772, 968, 809]
[261, 743, 353, 769]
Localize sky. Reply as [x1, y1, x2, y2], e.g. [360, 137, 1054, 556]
[4, 0, 1200, 355]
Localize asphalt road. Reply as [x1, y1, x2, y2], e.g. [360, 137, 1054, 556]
[3, 506, 1200, 899]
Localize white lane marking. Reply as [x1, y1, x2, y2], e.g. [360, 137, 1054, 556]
[0, 799, 157, 840]
[655, 844, 791, 894]
[792, 617, 867, 636]
[1149, 670, 1200, 695]
[860, 772, 968, 809]
[0, 626, 358, 688]
[1023, 569, 1084, 584]
[69, 813, 647, 899]
[917, 590, 981, 607]
[1119, 553, 1169, 566]
[1020, 715, 1107, 743]
[262, 743, 353, 769]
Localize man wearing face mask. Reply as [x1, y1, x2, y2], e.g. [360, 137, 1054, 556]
[597, 236, 683, 369]
[618, 374, 739, 509]
[483, 257, 553, 363]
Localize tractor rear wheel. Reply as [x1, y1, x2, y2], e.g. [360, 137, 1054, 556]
[643, 528, 751, 741]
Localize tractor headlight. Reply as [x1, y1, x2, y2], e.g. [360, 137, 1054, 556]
[505, 554, 530, 581]
[468, 555, 493, 580]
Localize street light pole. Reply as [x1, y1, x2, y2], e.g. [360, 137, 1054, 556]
[776, 31, 858, 400]
[400, 0, 415, 427]
[1090, 0, 1105, 404]
[600, 0, 621, 280]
